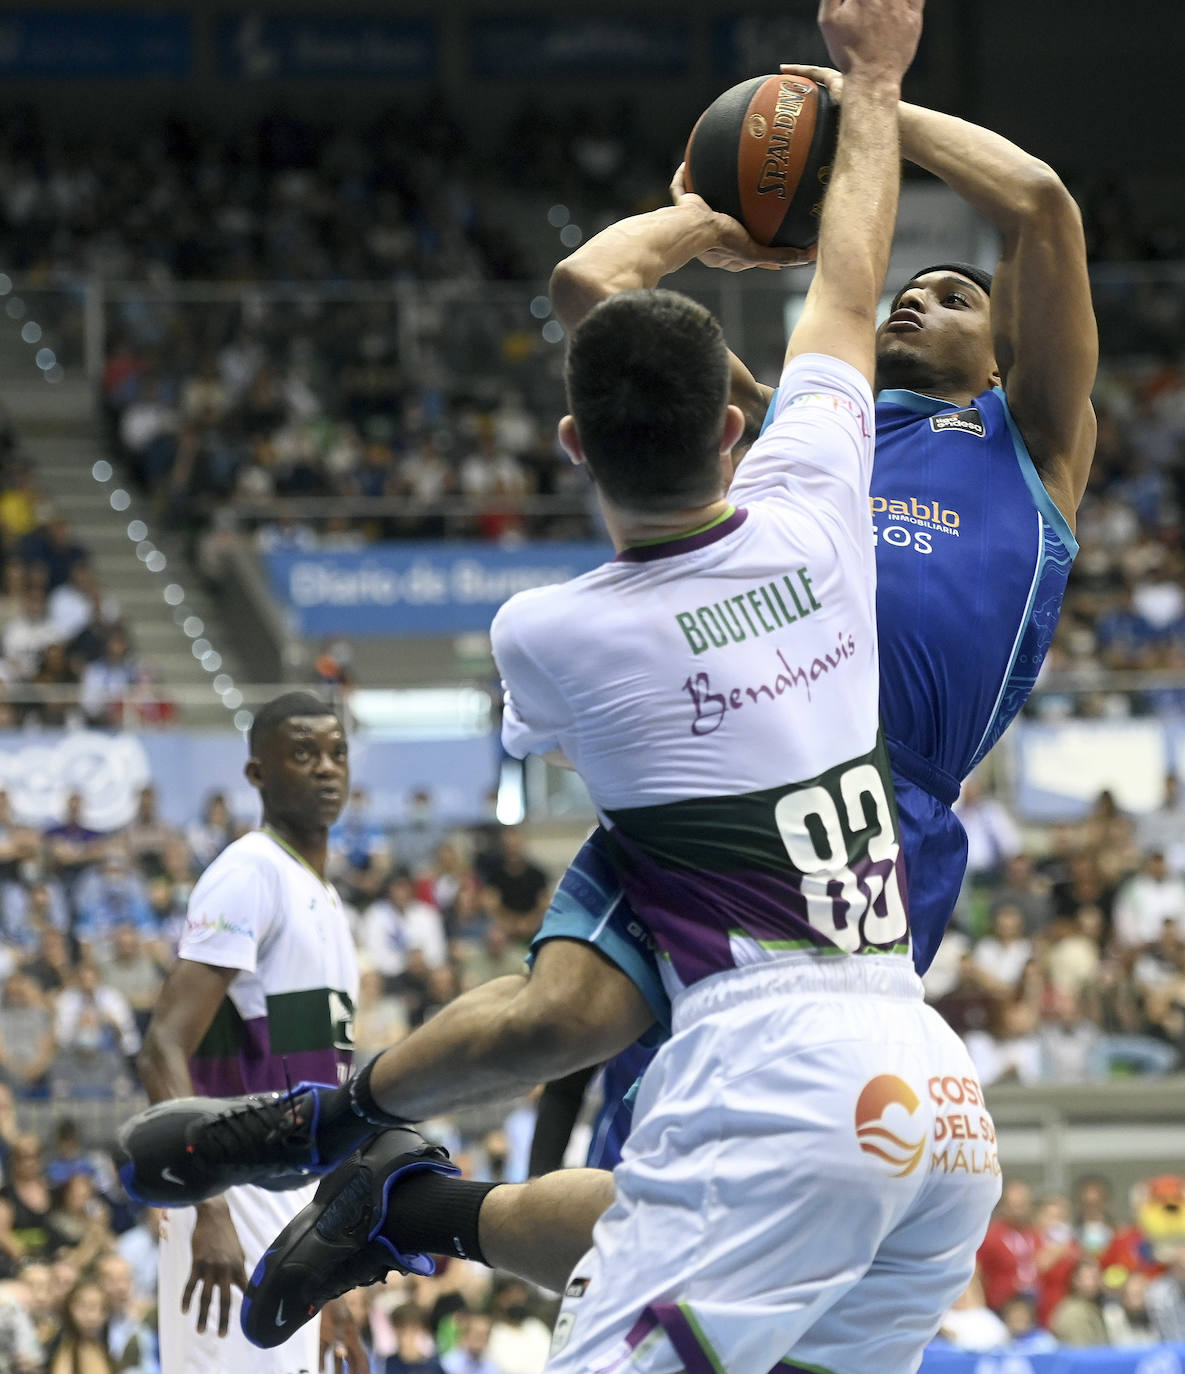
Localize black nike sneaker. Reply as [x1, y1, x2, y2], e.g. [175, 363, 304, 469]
[117, 1084, 363, 1206]
[240, 1127, 458, 1350]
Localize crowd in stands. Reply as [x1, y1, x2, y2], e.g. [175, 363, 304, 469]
[934, 774, 1185, 1084]
[930, 1174, 1185, 1356]
[0, 412, 171, 731]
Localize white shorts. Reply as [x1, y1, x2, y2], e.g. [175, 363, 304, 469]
[159, 1181, 320, 1374]
[546, 955, 1001, 1374]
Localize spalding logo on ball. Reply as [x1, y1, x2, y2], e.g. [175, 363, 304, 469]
[685, 74, 838, 249]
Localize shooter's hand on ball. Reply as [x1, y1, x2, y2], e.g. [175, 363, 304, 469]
[668, 163, 817, 272]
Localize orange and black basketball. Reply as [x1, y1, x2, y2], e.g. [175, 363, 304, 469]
[684, 74, 838, 249]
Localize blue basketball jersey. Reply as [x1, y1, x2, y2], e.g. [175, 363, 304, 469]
[869, 385, 1078, 786]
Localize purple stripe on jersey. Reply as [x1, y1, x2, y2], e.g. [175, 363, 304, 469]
[625, 1310, 660, 1351]
[646, 1303, 721, 1374]
[615, 508, 748, 563]
[610, 829, 909, 987]
[190, 1015, 349, 1096]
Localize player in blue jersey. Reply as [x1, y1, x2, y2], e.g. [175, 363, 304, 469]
[119, 46, 1097, 1370]
[526, 62, 1098, 1176]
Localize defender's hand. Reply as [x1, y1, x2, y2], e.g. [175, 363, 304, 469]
[817, 0, 924, 83]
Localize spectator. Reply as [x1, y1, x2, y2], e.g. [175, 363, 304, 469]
[978, 1178, 1039, 1313]
[95, 926, 164, 1036]
[1038, 989, 1103, 1082]
[19, 927, 72, 998]
[971, 904, 1033, 994]
[353, 966, 410, 1061]
[94, 1252, 158, 1374]
[46, 563, 108, 650]
[485, 1278, 551, 1374]
[956, 777, 1023, 888]
[0, 1277, 41, 1372]
[458, 923, 526, 992]
[51, 965, 138, 1099]
[2, 588, 57, 681]
[936, 1272, 1008, 1351]
[1113, 851, 1185, 954]
[19, 519, 87, 593]
[78, 627, 138, 727]
[1049, 1257, 1109, 1346]
[184, 792, 234, 869]
[967, 997, 1043, 1087]
[481, 829, 550, 939]
[17, 1259, 59, 1358]
[1104, 1271, 1158, 1346]
[114, 1206, 162, 1307]
[383, 1303, 445, 1374]
[441, 1312, 499, 1374]
[47, 1174, 112, 1275]
[991, 854, 1054, 934]
[999, 1295, 1058, 1354]
[1044, 905, 1104, 997]
[74, 854, 154, 949]
[1074, 1174, 1116, 1258]
[362, 870, 448, 982]
[121, 787, 179, 880]
[395, 788, 447, 877]
[1033, 1194, 1080, 1328]
[0, 1137, 68, 1266]
[43, 794, 106, 888]
[0, 794, 39, 880]
[1138, 773, 1185, 875]
[0, 974, 55, 1099]
[45, 1279, 114, 1374]
[1148, 1243, 1185, 1342]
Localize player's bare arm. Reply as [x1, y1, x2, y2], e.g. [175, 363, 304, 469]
[138, 958, 247, 1339]
[783, 63, 1098, 528]
[785, 0, 923, 382]
[549, 202, 808, 336]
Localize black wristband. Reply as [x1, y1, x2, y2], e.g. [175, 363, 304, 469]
[349, 1054, 410, 1129]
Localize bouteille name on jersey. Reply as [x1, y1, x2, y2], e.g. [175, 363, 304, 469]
[675, 567, 821, 656]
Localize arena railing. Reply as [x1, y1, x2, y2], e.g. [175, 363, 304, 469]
[2, 262, 1183, 387]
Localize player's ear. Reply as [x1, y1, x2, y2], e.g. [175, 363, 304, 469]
[558, 414, 585, 466]
[720, 404, 746, 458]
[244, 757, 262, 789]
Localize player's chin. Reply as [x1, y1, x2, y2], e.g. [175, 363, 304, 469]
[313, 789, 346, 824]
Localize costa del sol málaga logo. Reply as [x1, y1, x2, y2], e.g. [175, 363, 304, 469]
[855, 1074, 926, 1177]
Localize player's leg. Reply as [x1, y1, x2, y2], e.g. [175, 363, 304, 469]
[121, 831, 660, 1206]
[782, 1004, 1001, 1374]
[477, 1169, 615, 1290]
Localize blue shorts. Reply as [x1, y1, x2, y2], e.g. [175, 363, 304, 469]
[529, 767, 969, 1169]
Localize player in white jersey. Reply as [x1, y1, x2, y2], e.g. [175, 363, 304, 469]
[124, 692, 366, 1374]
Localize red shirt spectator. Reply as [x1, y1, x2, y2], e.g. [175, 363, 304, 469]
[978, 1178, 1039, 1312]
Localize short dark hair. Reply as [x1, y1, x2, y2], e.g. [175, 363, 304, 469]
[248, 691, 341, 754]
[565, 289, 730, 512]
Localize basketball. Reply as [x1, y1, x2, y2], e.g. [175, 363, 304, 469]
[684, 73, 838, 249]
